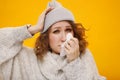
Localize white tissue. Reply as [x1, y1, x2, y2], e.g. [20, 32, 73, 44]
[60, 33, 73, 57]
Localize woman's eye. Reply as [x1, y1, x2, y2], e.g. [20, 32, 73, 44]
[53, 30, 60, 33]
[66, 29, 72, 32]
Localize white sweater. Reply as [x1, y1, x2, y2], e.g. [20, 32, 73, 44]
[0, 26, 106, 80]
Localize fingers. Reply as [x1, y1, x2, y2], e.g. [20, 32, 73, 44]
[64, 38, 80, 62]
[65, 38, 79, 49]
[36, 7, 54, 32]
[64, 42, 71, 51]
[38, 7, 54, 22]
[70, 38, 79, 46]
[64, 38, 79, 55]
[39, 7, 54, 18]
[45, 7, 54, 15]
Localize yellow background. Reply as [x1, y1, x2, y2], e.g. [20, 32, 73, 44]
[0, 0, 120, 80]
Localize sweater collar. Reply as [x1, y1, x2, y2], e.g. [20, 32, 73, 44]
[38, 51, 67, 80]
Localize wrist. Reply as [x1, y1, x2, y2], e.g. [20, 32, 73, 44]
[26, 24, 35, 35]
[67, 56, 79, 63]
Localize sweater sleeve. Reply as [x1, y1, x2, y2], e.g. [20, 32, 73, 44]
[62, 49, 106, 80]
[0, 26, 32, 65]
[62, 57, 83, 80]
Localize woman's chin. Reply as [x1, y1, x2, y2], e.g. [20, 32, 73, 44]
[51, 50, 60, 54]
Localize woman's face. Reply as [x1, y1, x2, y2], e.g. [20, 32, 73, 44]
[48, 21, 74, 54]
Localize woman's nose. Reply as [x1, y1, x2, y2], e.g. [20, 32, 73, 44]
[61, 33, 66, 42]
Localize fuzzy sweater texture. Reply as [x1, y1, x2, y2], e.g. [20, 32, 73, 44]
[0, 26, 106, 80]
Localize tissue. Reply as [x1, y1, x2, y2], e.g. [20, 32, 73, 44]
[60, 33, 73, 57]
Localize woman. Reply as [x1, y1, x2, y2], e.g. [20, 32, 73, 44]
[0, 1, 106, 80]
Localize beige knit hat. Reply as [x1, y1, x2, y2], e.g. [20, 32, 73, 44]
[42, 0, 75, 33]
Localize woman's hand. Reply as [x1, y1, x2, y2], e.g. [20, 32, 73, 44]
[28, 7, 54, 35]
[64, 38, 80, 62]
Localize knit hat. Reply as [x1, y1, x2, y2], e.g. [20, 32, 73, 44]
[41, 0, 75, 33]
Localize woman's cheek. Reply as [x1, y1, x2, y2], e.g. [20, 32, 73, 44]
[49, 34, 60, 48]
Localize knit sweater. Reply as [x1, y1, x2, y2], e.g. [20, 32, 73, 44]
[0, 26, 106, 80]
